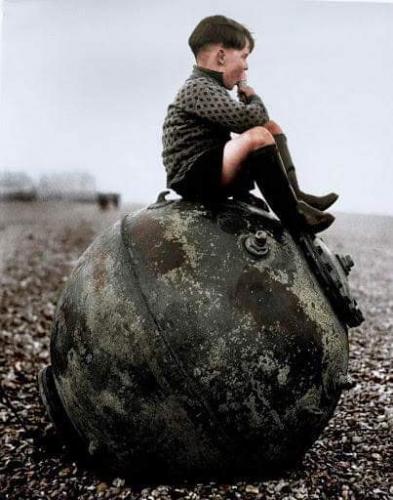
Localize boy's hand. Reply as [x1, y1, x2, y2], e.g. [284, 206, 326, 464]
[237, 84, 257, 103]
[237, 72, 256, 103]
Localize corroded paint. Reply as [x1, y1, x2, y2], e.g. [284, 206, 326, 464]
[47, 198, 353, 478]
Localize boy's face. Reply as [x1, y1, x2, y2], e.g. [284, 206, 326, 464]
[219, 39, 251, 90]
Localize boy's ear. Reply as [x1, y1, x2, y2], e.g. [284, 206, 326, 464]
[217, 48, 225, 66]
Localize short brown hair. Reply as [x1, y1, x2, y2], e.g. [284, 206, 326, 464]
[188, 15, 255, 59]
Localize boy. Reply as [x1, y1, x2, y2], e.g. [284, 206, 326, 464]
[162, 15, 338, 233]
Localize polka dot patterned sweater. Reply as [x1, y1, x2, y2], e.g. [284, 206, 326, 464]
[162, 65, 270, 190]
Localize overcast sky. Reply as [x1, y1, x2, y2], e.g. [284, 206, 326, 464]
[0, 0, 392, 214]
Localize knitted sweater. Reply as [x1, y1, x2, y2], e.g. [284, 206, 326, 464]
[162, 65, 270, 189]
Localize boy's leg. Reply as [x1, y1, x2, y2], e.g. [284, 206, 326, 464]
[222, 126, 275, 186]
[262, 120, 338, 211]
[221, 127, 273, 209]
[222, 127, 334, 233]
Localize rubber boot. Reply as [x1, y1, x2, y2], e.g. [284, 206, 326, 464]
[230, 168, 269, 211]
[247, 144, 335, 234]
[274, 133, 338, 211]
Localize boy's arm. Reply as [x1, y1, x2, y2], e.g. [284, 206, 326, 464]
[180, 79, 270, 134]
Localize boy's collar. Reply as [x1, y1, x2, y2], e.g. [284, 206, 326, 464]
[192, 65, 225, 87]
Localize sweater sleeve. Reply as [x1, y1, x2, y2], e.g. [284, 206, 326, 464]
[177, 79, 270, 134]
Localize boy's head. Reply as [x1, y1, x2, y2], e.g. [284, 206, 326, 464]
[188, 15, 255, 90]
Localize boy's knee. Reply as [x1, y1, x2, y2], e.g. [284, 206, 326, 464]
[243, 126, 275, 151]
[264, 120, 283, 135]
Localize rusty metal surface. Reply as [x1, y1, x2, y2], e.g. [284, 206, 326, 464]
[48, 198, 353, 478]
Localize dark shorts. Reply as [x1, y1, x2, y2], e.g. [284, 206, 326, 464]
[172, 144, 226, 201]
[172, 144, 255, 202]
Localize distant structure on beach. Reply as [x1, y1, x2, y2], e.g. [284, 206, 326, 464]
[0, 171, 37, 201]
[0, 170, 120, 208]
[97, 192, 121, 210]
[38, 172, 96, 202]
